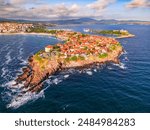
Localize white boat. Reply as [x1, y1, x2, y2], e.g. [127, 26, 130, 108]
[83, 28, 90, 32]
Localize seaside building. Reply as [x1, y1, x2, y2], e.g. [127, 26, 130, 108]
[45, 45, 53, 53]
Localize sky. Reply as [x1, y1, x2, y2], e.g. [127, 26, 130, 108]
[0, 0, 150, 21]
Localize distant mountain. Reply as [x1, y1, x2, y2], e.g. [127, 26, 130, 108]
[0, 17, 49, 23]
[0, 17, 29, 22]
[0, 17, 150, 25]
[0, 17, 95, 24]
[49, 17, 97, 25]
[99, 19, 118, 22]
[97, 19, 119, 24]
[96, 19, 150, 25]
[76, 18, 97, 22]
[0, 18, 20, 22]
[47, 18, 150, 25]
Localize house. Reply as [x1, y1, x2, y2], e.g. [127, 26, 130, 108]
[45, 45, 53, 53]
[120, 29, 128, 33]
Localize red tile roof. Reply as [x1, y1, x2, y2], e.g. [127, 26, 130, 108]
[46, 45, 53, 48]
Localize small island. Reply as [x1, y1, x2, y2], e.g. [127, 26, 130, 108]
[84, 29, 135, 39]
[14, 30, 123, 93]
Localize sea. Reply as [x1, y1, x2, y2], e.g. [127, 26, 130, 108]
[0, 24, 150, 113]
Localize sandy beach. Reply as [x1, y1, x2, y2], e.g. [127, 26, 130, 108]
[0, 32, 54, 36]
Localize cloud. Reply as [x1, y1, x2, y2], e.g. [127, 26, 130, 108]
[0, 0, 7, 6]
[10, 0, 41, 5]
[28, 4, 80, 19]
[0, 0, 105, 20]
[87, 0, 116, 10]
[126, 0, 150, 8]
[0, 1, 22, 16]
[0, 0, 149, 21]
[0, 1, 80, 20]
[0, 0, 5, 4]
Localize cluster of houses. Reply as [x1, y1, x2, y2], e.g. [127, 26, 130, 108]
[44, 30, 119, 59]
[44, 31, 119, 56]
[0, 22, 33, 33]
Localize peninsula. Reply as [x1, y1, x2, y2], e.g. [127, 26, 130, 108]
[0, 22, 123, 93]
[14, 30, 123, 93]
[85, 29, 135, 38]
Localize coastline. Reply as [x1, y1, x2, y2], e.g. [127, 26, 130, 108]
[0, 32, 53, 36]
[0, 32, 135, 39]
[88, 29, 135, 39]
[15, 46, 123, 93]
[13, 30, 123, 93]
[116, 34, 135, 39]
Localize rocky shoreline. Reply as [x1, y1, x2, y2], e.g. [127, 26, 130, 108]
[15, 47, 123, 93]
[12, 30, 123, 93]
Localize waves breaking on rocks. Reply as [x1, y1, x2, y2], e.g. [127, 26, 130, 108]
[1, 56, 128, 109]
[0, 36, 128, 109]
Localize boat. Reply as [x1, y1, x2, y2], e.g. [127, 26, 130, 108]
[83, 28, 90, 32]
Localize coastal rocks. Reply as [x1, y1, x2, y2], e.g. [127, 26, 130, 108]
[13, 46, 123, 94]
[14, 56, 61, 93]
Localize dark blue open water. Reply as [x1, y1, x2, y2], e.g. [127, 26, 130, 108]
[0, 24, 150, 112]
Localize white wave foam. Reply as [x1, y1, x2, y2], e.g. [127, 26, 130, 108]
[2, 62, 104, 109]
[64, 74, 70, 79]
[18, 49, 29, 66]
[52, 78, 62, 85]
[3, 80, 16, 87]
[5, 51, 12, 64]
[0, 45, 9, 54]
[67, 69, 76, 74]
[123, 50, 128, 54]
[19, 47, 23, 56]
[1, 80, 24, 89]
[1, 67, 8, 77]
[123, 56, 129, 62]
[20, 59, 28, 65]
[17, 47, 24, 61]
[93, 69, 97, 72]
[16, 39, 26, 64]
[107, 66, 113, 70]
[45, 72, 71, 87]
[113, 62, 127, 70]
[86, 71, 93, 76]
[77, 70, 82, 73]
[15, 68, 23, 75]
[119, 63, 127, 69]
[7, 91, 44, 109]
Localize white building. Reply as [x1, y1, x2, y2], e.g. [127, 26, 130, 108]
[45, 45, 53, 53]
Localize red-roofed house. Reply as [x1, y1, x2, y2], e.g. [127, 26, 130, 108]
[45, 45, 53, 53]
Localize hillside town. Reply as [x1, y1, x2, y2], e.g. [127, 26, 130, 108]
[15, 30, 123, 93]
[0, 22, 34, 33]
[41, 30, 121, 63]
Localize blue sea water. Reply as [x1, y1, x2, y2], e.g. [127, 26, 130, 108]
[0, 24, 150, 113]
